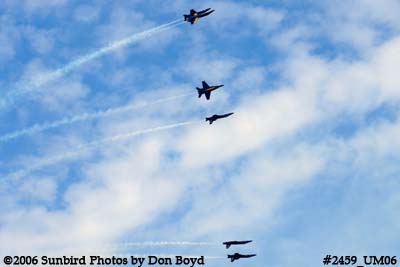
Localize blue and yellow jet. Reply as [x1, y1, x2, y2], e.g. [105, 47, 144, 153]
[196, 81, 224, 100]
[184, 8, 215, 24]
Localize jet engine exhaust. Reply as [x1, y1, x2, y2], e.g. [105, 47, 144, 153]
[0, 92, 193, 143]
[100, 241, 216, 250]
[2, 19, 184, 109]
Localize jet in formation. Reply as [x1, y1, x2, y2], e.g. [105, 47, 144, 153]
[223, 240, 253, 249]
[227, 253, 257, 262]
[197, 81, 224, 100]
[206, 112, 234, 124]
[184, 8, 215, 24]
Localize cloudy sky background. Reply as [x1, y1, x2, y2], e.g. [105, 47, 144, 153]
[1, 0, 400, 266]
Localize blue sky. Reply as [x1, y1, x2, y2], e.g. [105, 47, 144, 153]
[1, 1, 400, 266]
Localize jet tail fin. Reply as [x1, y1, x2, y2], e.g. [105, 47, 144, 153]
[196, 87, 203, 98]
[226, 244, 231, 249]
[183, 15, 188, 21]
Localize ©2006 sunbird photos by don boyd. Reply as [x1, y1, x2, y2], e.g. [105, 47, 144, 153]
[39, 255, 204, 267]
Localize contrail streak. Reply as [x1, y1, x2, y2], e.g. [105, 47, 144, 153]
[105, 241, 216, 249]
[77, 121, 197, 150]
[6, 120, 199, 180]
[2, 19, 183, 108]
[0, 92, 193, 143]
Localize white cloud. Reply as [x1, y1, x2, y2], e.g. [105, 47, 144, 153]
[19, 177, 58, 203]
[23, 0, 67, 15]
[25, 27, 55, 55]
[178, 87, 318, 167]
[179, 57, 239, 83]
[74, 4, 100, 23]
[194, 1, 284, 42]
[174, 146, 325, 237]
[0, 16, 21, 62]
[233, 66, 269, 92]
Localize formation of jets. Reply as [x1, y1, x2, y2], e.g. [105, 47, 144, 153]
[198, 81, 234, 124]
[184, 8, 254, 263]
[192, 78, 233, 125]
[183, 8, 234, 125]
[223, 240, 256, 262]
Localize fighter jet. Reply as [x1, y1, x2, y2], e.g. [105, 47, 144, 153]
[184, 8, 215, 24]
[206, 112, 234, 124]
[197, 81, 224, 100]
[223, 240, 253, 249]
[227, 253, 257, 262]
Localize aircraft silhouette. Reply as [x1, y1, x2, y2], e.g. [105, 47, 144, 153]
[227, 253, 256, 262]
[223, 240, 252, 249]
[206, 112, 234, 124]
[196, 81, 224, 100]
[184, 8, 215, 24]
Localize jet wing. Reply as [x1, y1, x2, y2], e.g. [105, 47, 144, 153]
[221, 112, 234, 118]
[202, 81, 210, 88]
[199, 8, 211, 14]
[205, 91, 211, 100]
[190, 9, 197, 15]
[198, 10, 215, 18]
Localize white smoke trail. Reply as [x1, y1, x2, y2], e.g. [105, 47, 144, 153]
[0, 92, 193, 143]
[86, 242, 218, 256]
[77, 121, 197, 150]
[7, 120, 199, 180]
[3, 19, 184, 106]
[105, 241, 216, 249]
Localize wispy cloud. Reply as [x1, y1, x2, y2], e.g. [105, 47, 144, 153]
[4, 120, 199, 180]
